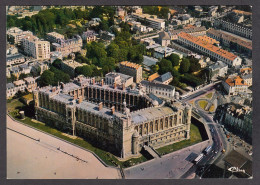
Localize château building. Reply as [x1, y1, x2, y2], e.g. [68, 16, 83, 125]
[33, 75, 192, 159]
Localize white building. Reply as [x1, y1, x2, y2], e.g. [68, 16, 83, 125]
[140, 80, 175, 99]
[7, 27, 33, 45]
[22, 34, 50, 60]
[132, 13, 165, 30]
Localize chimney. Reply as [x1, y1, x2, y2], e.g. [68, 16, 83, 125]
[111, 106, 115, 115]
[98, 102, 103, 111]
[78, 96, 83, 104]
[122, 83, 126, 90]
[114, 82, 117, 89]
[92, 78, 95, 85]
[101, 79, 104, 86]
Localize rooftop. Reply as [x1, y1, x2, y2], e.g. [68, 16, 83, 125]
[143, 56, 159, 67]
[131, 106, 175, 124]
[197, 35, 220, 45]
[7, 53, 25, 61]
[7, 83, 15, 89]
[141, 80, 175, 90]
[225, 76, 248, 87]
[159, 31, 170, 40]
[24, 77, 35, 83]
[47, 32, 64, 38]
[168, 26, 206, 36]
[154, 72, 173, 83]
[207, 28, 252, 50]
[178, 32, 238, 61]
[132, 13, 165, 23]
[13, 80, 25, 86]
[62, 60, 83, 69]
[148, 73, 160, 82]
[120, 61, 142, 70]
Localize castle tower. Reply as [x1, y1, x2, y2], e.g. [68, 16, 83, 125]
[132, 131, 139, 155]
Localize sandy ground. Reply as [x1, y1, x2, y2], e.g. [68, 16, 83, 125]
[7, 115, 121, 179]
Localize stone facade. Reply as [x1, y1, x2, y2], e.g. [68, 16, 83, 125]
[33, 76, 191, 159]
[119, 61, 142, 83]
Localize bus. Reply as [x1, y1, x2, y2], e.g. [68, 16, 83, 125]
[193, 154, 204, 164]
[203, 145, 212, 155]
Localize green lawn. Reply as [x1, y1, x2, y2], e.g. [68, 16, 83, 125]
[156, 123, 203, 155]
[198, 100, 208, 110]
[7, 99, 24, 113]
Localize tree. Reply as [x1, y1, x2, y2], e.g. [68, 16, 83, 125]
[167, 53, 180, 66]
[106, 43, 120, 61]
[150, 64, 159, 73]
[180, 73, 203, 87]
[133, 54, 143, 64]
[75, 65, 93, 77]
[40, 70, 54, 86]
[52, 59, 62, 70]
[171, 68, 180, 78]
[180, 58, 190, 73]
[158, 59, 172, 74]
[188, 57, 201, 73]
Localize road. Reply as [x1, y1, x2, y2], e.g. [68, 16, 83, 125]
[7, 115, 121, 179]
[179, 86, 228, 179]
[180, 112, 223, 178]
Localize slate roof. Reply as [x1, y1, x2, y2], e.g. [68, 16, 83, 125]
[154, 72, 173, 83]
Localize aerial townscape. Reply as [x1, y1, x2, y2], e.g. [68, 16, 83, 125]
[6, 5, 252, 179]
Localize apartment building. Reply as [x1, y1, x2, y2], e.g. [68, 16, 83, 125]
[119, 61, 143, 83]
[52, 35, 82, 57]
[207, 28, 252, 57]
[46, 32, 65, 43]
[214, 19, 252, 40]
[7, 27, 33, 45]
[22, 34, 50, 60]
[132, 13, 165, 30]
[177, 32, 242, 67]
